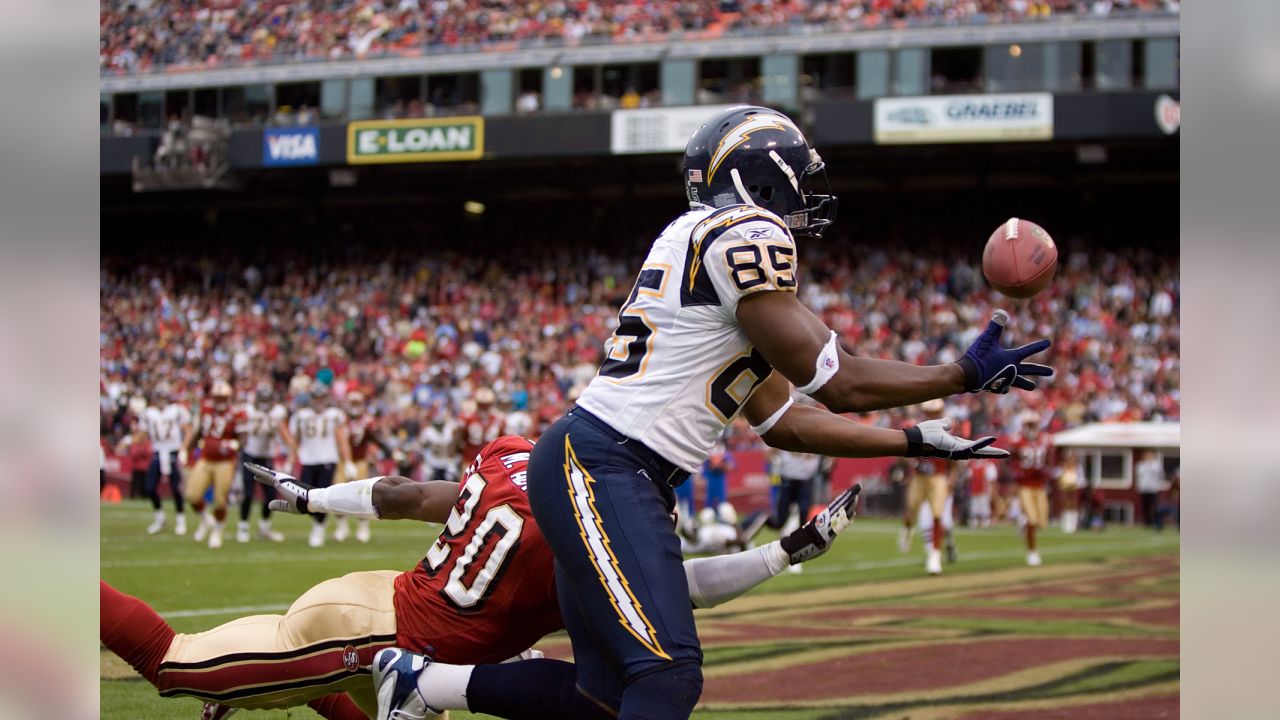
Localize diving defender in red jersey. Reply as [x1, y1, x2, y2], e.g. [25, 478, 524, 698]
[102, 436, 857, 719]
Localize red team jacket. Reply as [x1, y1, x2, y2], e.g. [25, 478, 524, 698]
[392, 436, 562, 664]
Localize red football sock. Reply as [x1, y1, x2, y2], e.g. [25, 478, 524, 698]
[214, 507, 227, 522]
[931, 521, 944, 550]
[1026, 524, 1037, 551]
[100, 581, 175, 686]
[309, 693, 370, 720]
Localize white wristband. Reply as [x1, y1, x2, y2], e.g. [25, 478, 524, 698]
[796, 331, 839, 395]
[750, 397, 794, 436]
[307, 477, 383, 519]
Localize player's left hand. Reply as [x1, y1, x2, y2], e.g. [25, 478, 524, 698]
[245, 462, 314, 515]
[780, 484, 861, 564]
[904, 417, 1009, 460]
[956, 310, 1054, 394]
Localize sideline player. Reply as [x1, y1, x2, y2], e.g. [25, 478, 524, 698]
[420, 409, 460, 481]
[100, 437, 858, 720]
[280, 383, 354, 548]
[384, 105, 1053, 720]
[138, 384, 192, 535]
[896, 400, 958, 574]
[236, 387, 286, 543]
[1010, 411, 1056, 566]
[183, 381, 244, 549]
[333, 391, 392, 543]
[456, 388, 504, 466]
[966, 456, 998, 529]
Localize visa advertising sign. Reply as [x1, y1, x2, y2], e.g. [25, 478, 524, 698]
[263, 127, 320, 166]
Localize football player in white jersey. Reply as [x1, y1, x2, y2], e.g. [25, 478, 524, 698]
[280, 382, 354, 548]
[237, 388, 287, 543]
[137, 384, 193, 536]
[419, 409, 460, 482]
[389, 105, 1054, 720]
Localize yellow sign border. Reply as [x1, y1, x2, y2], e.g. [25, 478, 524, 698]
[346, 116, 485, 164]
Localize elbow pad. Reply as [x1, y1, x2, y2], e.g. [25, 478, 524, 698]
[306, 477, 383, 519]
[796, 331, 839, 396]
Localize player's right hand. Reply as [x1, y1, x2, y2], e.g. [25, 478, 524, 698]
[244, 462, 314, 515]
[904, 417, 1009, 460]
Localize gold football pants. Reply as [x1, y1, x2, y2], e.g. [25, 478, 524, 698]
[156, 570, 398, 713]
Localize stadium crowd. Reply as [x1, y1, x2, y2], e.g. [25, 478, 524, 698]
[100, 236, 1179, 476]
[100, 0, 1179, 75]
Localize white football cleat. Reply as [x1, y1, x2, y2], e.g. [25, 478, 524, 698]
[926, 548, 943, 575]
[309, 524, 325, 548]
[258, 521, 284, 542]
[236, 521, 251, 544]
[334, 518, 351, 543]
[372, 648, 438, 720]
[208, 523, 224, 549]
[146, 511, 166, 535]
[356, 519, 371, 544]
[897, 526, 912, 553]
[193, 512, 214, 542]
[174, 515, 187, 535]
[1027, 550, 1042, 567]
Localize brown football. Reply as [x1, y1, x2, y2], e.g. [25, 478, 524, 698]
[982, 218, 1058, 299]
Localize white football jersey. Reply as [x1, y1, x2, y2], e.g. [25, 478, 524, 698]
[420, 421, 458, 470]
[144, 403, 191, 454]
[503, 410, 533, 439]
[289, 406, 345, 465]
[775, 450, 822, 480]
[577, 204, 796, 471]
[242, 404, 286, 457]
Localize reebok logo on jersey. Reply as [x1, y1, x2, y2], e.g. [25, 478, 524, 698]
[747, 227, 773, 240]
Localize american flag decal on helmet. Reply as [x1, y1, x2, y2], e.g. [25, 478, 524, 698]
[687, 169, 703, 183]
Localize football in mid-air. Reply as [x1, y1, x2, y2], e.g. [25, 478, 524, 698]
[982, 218, 1058, 299]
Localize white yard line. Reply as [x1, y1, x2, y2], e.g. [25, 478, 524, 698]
[101, 551, 406, 568]
[804, 537, 1178, 575]
[161, 604, 290, 619]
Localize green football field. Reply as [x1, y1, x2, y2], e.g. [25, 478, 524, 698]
[101, 499, 1180, 720]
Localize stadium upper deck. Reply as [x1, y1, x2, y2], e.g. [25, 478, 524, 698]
[101, 0, 1179, 77]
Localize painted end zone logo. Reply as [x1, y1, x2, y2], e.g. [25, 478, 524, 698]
[347, 117, 484, 164]
[263, 127, 319, 166]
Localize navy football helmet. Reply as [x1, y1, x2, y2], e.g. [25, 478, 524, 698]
[683, 105, 837, 237]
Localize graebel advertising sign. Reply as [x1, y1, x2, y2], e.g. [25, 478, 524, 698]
[874, 93, 1053, 144]
[346, 117, 484, 164]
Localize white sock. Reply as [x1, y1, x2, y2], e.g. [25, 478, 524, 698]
[416, 663, 475, 710]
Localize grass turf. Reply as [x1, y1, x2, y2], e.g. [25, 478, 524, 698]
[101, 499, 1179, 719]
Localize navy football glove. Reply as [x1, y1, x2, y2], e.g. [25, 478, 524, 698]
[956, 310, 1054, 394]
[903, 418, 1009, 460]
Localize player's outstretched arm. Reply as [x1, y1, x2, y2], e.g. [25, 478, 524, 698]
[245, 462, 461, 523]
[744, 373, 1008, 460]
[370, 475, 462, 523]
[684, 486, 860, 609]
[737, 292, 1052, 412]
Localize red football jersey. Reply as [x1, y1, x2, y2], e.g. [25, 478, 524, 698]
[458, 411, 504, 467]
[1010, 434, 1054, 487]
[392, 436, 561, 664]
[347, 416, 377, 461]
[198, 403, 243, 461]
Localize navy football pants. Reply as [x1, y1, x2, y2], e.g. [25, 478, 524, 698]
[527, 410, 702, 717]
